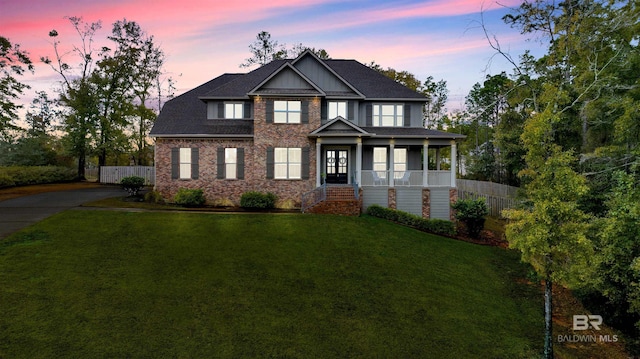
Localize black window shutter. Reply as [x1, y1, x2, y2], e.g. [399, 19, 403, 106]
[301, 100, 309, 124]
[217, 147, 225, 179]
[191, 147, 199, 179]
[301, 147, 310, 180]
[403, 104, 411, 127]
[244, 102, 251, 119]
[171, 148, 179, 179]
[266, 100, 274, 123]
[266, 147, 274, 179]
[321, 100, 327, 121]
[348, 101, 355, 121]
[237, 148, 245, 179]
[366, 104, 372, 126]
[218, 102, 224, 118]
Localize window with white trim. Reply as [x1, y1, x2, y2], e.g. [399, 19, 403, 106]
[328, 101, 347, 120]
[274, 148, 302, 179]
[225, 103, 243, 119]
[179, 148, 192, 179]
[225, 148, 237, 179]
[373, 104, 403, 127]
[274, 100, 301, 123]
[373, 147, 387, 178]
[394, 148, 407, 179]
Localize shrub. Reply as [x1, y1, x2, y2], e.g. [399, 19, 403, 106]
[366, 205, 455, 236]
[120, 176, 145, 196]
[174, 188, 206, 207]
[240, 191, 277, 209]
[451, 198, 489, 239]
[144, 190, 164, 204]
[0, 173, 15, 188]
[0, 166, 76, 188]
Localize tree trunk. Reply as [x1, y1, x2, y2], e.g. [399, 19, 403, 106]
[544, 277, 554, 359]
[77, 151, 86, 181]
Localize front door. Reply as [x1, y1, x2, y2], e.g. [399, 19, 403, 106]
[326, 149, 348, 184]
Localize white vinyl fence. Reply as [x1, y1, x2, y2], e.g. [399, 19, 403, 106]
[99, 166, 155, 185]
[457, 179, 520, 217]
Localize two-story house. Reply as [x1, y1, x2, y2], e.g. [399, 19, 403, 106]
[150, 50, 465, 220]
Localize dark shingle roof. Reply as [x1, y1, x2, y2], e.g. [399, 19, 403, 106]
[151, 55, 432, 137]
[324, 60, 426, 100]
[150, 74, 252, 136]
[200, 60, 288, 99]
[361, 127, 466, 139]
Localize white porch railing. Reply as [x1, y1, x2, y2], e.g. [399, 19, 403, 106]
[360, 170, 452, 187]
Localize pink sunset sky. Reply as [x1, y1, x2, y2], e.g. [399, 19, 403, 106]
[1, 0, 543, 113]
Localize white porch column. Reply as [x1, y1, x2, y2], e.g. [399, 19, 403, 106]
[316, 139, 322, 187]
[423, 140, 429, 187]
[450, 140, 457, 188]
[436, 148, 441, 171]
[389, 140, 395, 188]
[356, 138, 362, 186]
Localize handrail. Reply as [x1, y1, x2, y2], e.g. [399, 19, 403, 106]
[301, 183, 327, 213]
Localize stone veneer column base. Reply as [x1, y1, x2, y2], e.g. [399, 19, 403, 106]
[422, 188, 431, 219]
[388, 188, 396, 209]
[449, 188, 458, 221]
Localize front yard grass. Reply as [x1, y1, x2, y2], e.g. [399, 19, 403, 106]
[0, 211, 542, 358]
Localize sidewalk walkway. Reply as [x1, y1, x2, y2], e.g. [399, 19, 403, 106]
[0, 186, 124, 239]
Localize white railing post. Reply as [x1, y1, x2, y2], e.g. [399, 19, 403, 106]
[316, 139, 322, 187]
[450, 140, 457, 188]
[423, 140, 429, 187]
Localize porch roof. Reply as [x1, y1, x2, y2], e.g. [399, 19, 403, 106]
[308, 117, 465, 141]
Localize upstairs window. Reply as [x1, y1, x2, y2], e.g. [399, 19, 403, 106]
[373, 104, 403, 127]
[328, 101, 347, 120]
[225, 102, 243, 119]
[274, 100, 301, 124]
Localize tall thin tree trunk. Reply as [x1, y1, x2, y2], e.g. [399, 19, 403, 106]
[544, 277, 554, 359]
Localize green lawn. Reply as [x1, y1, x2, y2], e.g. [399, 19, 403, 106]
[0, 211, 541, 358]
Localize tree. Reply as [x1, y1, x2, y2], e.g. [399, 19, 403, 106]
[44, 17, 169, 176]
[422, 76, 448, 129]
[43, 17, 102, 179]
[0, 36, 33, 136]
[589, 171, 640, 350]
[25, 91, 58, 137]
[504, 108, 592, 359]
[240, 31, 287, 68]
[288, 43, 330, 59]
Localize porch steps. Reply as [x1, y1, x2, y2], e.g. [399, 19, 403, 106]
[305, 186, 362, 216]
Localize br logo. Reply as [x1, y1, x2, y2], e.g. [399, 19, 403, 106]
[572, 315, 602, 330]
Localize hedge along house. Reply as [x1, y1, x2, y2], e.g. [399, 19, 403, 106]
[150, 50, 465, 219]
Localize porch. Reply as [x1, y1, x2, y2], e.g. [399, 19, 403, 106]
[307, 117, 464, 220]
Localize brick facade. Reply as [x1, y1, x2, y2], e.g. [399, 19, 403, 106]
[388, 188, 397, 209]
[449, 188, 458, 221]
[154, 97, 321, 208]
[422, 188, 431, 219]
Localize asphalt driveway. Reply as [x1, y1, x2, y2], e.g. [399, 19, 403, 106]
[0, 186, 124, 239]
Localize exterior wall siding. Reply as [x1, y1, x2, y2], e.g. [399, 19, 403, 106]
[396, 188, 423, 216]
[361, 187, 389, 211]
[429, 187, 451, 220]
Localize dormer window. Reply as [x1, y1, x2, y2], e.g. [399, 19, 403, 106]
[328, 101, 347, 120]
[373, 104, 403, 127]
[225, 102, 244, 119]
